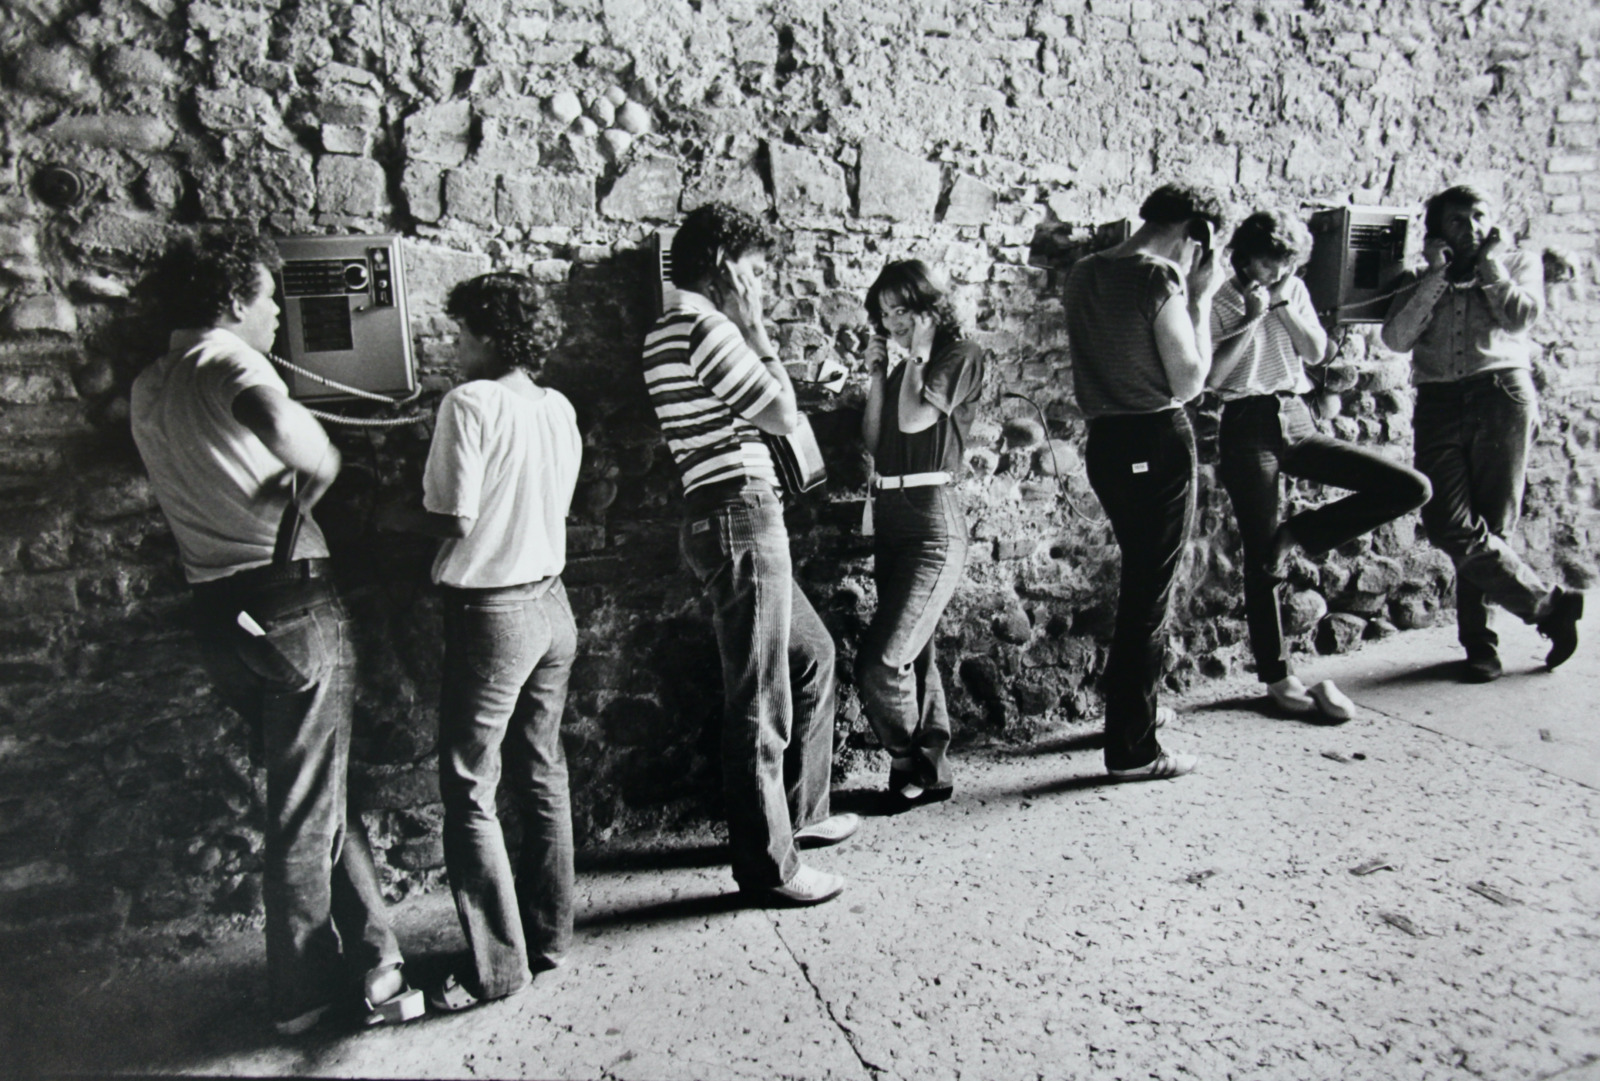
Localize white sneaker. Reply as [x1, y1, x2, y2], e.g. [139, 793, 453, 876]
[1268, 676, 1316, 714]
[1108, 751, 1200, 782]
[757, 865, 846, 906]
[1308, 679, 1355, 722]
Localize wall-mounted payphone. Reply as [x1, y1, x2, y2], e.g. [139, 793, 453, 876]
[272, 234, 416, 402]
[647, 228, 682, 318]
[1305, 207, 1411, 326]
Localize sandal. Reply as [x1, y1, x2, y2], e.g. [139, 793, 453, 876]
[363, 963, 425, 1026]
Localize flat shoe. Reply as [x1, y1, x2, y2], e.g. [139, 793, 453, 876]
[1155, 705, 1174, 728]
[363, 963, 425, 1026]
[1267, 677, 1316, 714]
[426, 972, 529, 1014]
[1108, 752, 1199, 782]
[1308, 679, 1355, 722]
[794, 813, 861, 849]
[746, 865, 845, 907]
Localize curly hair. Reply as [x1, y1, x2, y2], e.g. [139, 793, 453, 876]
[1227, 211, 1313, 279]
[1138, 183, 1226, 233]
[670, 202, 776, 288]
[445, 272, 544, 375]
[157, 230, 281, 330]
[865, 259, 964, 340]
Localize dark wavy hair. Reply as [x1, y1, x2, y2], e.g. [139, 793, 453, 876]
[1227, 211, 1312, 278]
[445, 272, 543, 375]
[670, 202, 776, 288]
[1138, 183, 1226, 232]
[1424, 184, 1490, 238]
[865, 259, 963, 339]
[156, 230, 281, 330]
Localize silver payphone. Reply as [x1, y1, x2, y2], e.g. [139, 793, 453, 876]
[1305, 207, 1411, 326]
[272, 234, 417, 402]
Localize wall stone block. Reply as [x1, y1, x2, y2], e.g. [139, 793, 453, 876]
[404, 100, 474, 167]
[101, 46, 178, 89]
[2, 297, 78, 338]
[498, 174, 594, 228]
[317, 155, 390, 218]
[944, 174, 997, 226]
[38, 114, 174, 153]
[443, 168, 499, 227]
[858, 139, 942, 222]
[401, 243, 493, 317]
[402, 163, 445, 223]
[769, 141, 849, 220]
[15, 44, 101, 105]
[197, 148, 315, 218]
[600, 159, 682, 221]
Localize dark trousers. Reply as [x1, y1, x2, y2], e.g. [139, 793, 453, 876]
[856, 485, 966, 790]
[1414, 369, 1552, 652]
[1218, 394, 1432, 684]
[192, 577, 400, 1023]
[438, 579, 576, 999]
[680, 481, 836, 890]
[1085, 409, 1193, 771]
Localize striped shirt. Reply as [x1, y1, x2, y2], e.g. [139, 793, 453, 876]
[1063, 251, 1187, 417]
[643, 290, 780, 495]
[1209, 274, 1316, 400]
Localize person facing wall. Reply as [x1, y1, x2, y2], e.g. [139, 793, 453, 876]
[1207, 211, 1431, 721]
[1060, 182, 1223, 781]
[378, 272, 582, 1012]
[1381, 185, 1583, 681]
[857, 259, 986, 805]
[131, 231, 423, 1034]
[641, 202, 860, 907]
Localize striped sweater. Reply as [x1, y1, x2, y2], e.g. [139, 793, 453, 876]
[643, 290, 780, 495]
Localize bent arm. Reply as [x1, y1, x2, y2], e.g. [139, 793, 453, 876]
[1480, 253, 1544, 333]
[1154, 294, 1212, 402]
[232, 384, 341, 507]
[895, 357, 940, 433]
[747, 355, 798, 435]
[1380, 270, 1448, 352]
[1207, 314, 1262, 390]
[377, 503, 473, 538]
[1277, 296, 1328, 363]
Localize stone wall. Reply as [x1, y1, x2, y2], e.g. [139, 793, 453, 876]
[2, 0, 1598, 940]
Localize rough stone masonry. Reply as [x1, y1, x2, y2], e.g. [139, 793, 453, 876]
[0, 0, 1597, 940]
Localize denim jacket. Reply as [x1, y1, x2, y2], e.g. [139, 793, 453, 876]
[1380, 249, 1543, 385]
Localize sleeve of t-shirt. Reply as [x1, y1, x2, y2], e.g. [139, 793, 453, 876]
[922, 342, 985, 415]
[1288, 274, 1317, 322]
[199, 342, 288, 417]
[1141, 261, 1186, 325]
[423, 389, 485, 520]
[687, 312, 780, 421]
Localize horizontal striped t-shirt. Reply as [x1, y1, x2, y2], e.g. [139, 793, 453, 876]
[1209, 273, 1316, 400]
[643, 290, 780, 495]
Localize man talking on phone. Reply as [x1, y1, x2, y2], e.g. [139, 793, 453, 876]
[642, 203, 858, 906]
[1382, 185, 1583, 680]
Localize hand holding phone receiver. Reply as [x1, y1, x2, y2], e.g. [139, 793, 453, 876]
[1423, 235, 1454, 271]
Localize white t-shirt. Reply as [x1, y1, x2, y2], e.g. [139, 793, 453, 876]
[131, 328, 329, 583]
[1209, 274, 1318, 400]
[423, 379, 581, 588]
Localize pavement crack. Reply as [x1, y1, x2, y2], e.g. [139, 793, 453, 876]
[767, 916, 887, 1079]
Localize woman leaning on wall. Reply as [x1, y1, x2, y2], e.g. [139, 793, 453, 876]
[857, 260, 987, 807]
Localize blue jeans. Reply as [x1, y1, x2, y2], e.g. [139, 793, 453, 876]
[1085, 410, 1194, 771]
[856, 485, 966, 789]
[192, 575, 400, 1023]
[438, 579, 576, 999]
[1414, 370, 1553, 652]
[680, 481, 836, 890]
[1219, 394, 1432, 683]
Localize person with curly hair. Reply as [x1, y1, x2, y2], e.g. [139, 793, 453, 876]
[380, 272, 582, 1011]
[643, 202, 858, 907]
[858, 260, 985, 805]
[1208, 211, 1431, 720]
[132, 231, 423, 1033]
[1061, 183, 1223, 782]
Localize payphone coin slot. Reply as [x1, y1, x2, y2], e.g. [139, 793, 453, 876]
[367, 246, 394, 308]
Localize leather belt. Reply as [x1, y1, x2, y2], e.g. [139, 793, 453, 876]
[207, 558, 329, 591]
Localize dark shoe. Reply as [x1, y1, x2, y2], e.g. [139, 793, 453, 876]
[273, 1002, 332, 1036]
[794, 813, 861, 849]
[426, 972, 531, 1014]
[1537, 588, 1584, 670]
[888, 765, 952, 807]
[1461, 647, 1503, 683]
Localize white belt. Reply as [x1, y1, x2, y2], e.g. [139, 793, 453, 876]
[873, 471, 951, 490]
[862, 472, 953, 535]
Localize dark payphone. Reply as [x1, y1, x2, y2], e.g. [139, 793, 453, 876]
[272, 234, 416, 402]
[1305, 207, 1410, 326]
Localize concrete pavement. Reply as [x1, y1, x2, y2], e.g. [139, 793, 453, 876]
[6, 608, 1600, 1081]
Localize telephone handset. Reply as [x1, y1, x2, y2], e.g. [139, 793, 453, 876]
[1186, 217, 1214, 258]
